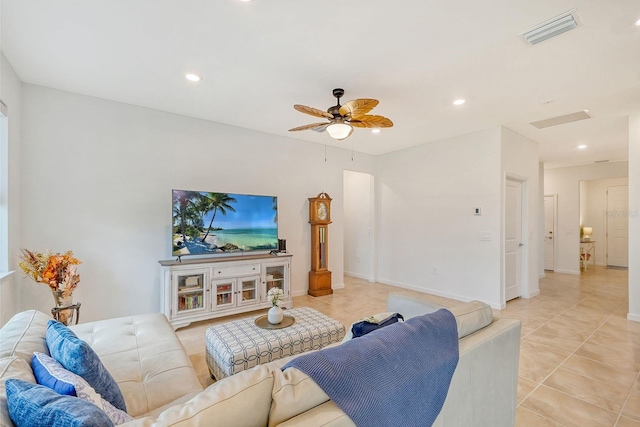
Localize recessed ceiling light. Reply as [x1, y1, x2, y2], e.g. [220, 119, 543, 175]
[185, 73, 202, 82]
[635, 18, 640, 26]
[577, 145, 587, 149]
[371, 128, 381, 134]
[453, 99, 466, 106]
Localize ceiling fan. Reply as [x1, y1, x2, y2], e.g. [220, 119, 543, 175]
[289, 88, 393, 140]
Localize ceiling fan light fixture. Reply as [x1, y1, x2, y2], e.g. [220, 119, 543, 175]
[326, 121, 353, 140]
[371, 128, 381, 134]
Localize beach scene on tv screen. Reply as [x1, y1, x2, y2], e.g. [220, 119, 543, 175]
[173, 190, 278, 255]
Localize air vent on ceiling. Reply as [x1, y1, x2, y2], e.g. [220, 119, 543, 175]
[521, 9, 581, 45]
[530, 110, 591, 129]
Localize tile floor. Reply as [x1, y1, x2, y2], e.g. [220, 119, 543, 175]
[176, 266, 640, 427]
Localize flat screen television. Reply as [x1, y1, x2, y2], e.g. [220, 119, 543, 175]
[172, 190, 278, 256]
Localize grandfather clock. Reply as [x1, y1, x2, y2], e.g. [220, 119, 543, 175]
[308, 192, 333, 296]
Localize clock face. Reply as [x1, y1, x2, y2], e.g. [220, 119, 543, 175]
[317, 202, 328, 220]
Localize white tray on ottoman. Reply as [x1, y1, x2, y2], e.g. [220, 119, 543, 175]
[205, 307, 345, 379]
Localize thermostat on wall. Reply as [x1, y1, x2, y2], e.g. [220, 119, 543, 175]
[474, 207, 482, 216]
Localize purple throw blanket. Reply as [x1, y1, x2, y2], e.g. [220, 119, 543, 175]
[283, 309, 459, 427]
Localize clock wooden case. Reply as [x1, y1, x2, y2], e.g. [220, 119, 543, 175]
[308, 192, 332, 296]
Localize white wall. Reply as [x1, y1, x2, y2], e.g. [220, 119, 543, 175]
[501, 128, 540, 300]
[629, 114, 640, 322]
[544, 161, 628, 274]
[581, 177, 629, 266]
[18, 84, 376, 321]
[343, 170, 374, 281]
[0, 54, 22, 325]
[376, 127, 503, 308]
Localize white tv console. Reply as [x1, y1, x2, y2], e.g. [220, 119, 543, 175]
[159, 253, 292, 330]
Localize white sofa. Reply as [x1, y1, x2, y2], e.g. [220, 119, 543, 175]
[0, 294, 520, 427]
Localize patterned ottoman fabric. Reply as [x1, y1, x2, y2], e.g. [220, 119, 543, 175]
[205, 307, 345, 379]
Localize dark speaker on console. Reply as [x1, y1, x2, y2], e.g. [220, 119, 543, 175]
[278, 239, 287, 253]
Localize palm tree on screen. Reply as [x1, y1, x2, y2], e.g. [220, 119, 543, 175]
[201, 193, 237, 242]
[173, 190, 201, 243]
[272, 197, 278, 224]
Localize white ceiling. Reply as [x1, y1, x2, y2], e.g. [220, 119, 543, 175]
[2, 1, 639, 168]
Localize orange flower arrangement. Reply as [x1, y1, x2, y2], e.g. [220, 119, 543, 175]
[19, 249, 81, 299]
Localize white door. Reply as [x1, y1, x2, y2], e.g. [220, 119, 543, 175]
[606, 185, 629, 267]
[505, 179, 523, 301]
[543, 195, 556, 270]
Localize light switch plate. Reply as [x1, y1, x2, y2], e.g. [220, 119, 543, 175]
[478, 231, 492, 241]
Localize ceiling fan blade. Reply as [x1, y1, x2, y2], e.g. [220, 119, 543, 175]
[294, 104, 334, 120]
[288, 122, 330, 132]
[339, 99, 379, 118]
[350, 115, 393, 128]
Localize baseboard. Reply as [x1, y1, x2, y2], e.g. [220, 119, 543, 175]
[291, 289, 308, 297]
[554, 269, 580, 275]
[344, 272, 374, 282]
[627, 313, 640, 323]
[539, 273, 546, 279]
[377, 278, 502, 310]
[332, 283, 345, 290]
[523, 289, 540, 299]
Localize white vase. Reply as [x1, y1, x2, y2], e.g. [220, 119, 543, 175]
[268, 306, 284, 324]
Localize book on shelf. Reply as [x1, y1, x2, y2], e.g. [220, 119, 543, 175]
[216, 284, 232, 293]
[217, 294, 231, 305]
[178, 294, 203, 311]
[185, 276, 200, 287]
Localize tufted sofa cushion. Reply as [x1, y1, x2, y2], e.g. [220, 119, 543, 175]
[69, 313, 203, 417]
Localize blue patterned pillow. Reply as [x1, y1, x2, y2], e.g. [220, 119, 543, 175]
[5, 379, 114, 427]
[32, 352, 76, 396]
[46, 320, 127, 412]
[32, 353, 133, 425]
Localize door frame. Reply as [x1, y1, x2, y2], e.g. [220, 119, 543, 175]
[502, 174, 528, 306]
[543, 194, 558, 272]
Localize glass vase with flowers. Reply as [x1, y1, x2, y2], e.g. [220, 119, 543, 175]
[19, 249, 81, 325]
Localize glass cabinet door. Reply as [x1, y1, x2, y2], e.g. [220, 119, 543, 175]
[264, 263, 287, 299]
[175, 270, 206, 314]
[213, 279, 234, 309]
[238, 276, 259, 306]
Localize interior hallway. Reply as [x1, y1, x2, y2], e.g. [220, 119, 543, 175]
[176, 267, 639, 426]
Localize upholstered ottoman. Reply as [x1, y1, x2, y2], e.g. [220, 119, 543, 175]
[205, 307, 345, 379]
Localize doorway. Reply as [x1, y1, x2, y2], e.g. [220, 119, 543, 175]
[343, 170, 375, 282]
[504, 178, 525, 302]
[579, 178, 629, 269]
[606, 185, 629, 267]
